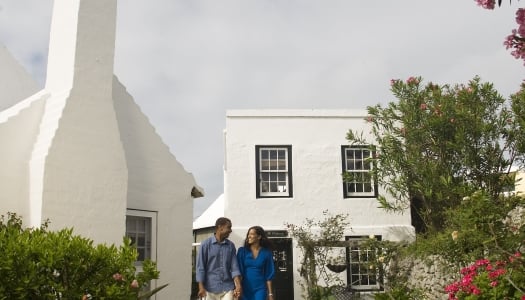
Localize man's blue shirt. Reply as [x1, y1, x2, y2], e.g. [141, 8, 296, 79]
[196, 235, 241, 293]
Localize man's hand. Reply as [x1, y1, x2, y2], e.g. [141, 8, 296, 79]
[197, 287, 207, 298]
[234, 286, 242, 299]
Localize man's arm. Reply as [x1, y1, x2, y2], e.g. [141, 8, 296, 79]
[195, 241, 208, 298]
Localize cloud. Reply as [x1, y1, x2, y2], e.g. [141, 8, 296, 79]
[1, 0, 524, 217]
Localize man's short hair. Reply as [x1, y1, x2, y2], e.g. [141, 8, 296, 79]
[215, 217, 231, 228]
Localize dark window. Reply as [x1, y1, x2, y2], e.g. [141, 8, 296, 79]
[342, 145, 377, 198]
[126, 215, 152, 264]
[346, 236, 383, 291]
[256, 145, 293, 198]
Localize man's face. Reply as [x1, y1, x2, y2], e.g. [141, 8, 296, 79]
[217, 221, 232, 239]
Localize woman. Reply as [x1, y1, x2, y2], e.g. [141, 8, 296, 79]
[237, 226, 275, 300]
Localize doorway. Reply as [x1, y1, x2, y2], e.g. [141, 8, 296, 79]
[270, 236, 294, 300]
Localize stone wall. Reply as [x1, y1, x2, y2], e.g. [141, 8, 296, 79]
[391, 255, 458, 300]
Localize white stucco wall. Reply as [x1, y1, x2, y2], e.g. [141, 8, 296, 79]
[1, 1, 201, 299]
[0, 46, 45, 219]
[113, 77, 199, 299]
[224, 109, 415, 299]
[0, 93, 47, 219]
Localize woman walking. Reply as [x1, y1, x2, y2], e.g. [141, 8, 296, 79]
[237, 226, 275, 300]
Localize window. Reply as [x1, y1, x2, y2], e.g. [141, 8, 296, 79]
[256, 145, 293, 198]
[342, 145, 377, 198]
[346, 236, 383, 291]
[126, 210, 157, 266]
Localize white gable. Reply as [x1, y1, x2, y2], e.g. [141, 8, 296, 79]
[193, 193, 224, 229]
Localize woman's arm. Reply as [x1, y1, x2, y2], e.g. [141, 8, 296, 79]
[267, 280, 274, 299]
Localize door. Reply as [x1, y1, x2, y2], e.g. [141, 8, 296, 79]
[271, 237, 294, 300]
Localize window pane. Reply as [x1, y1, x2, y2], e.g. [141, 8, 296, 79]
[269, 159, 277, 170]
[137, 220, 145, 232]
[138, 235, 145, 246]
[137, 248, 145, 261]
[278, 173, 286, 181]
[364, 159, 371, 170]
[125, 216, 152, 262]
[261, 150, 268, 159]
[261, 181, 269, 192]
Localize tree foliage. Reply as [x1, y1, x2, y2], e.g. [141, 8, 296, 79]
[347, 76, 525, 233]
[0, 212, 166, 300]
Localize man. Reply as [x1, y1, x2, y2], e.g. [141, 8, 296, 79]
[196, 217, 242, 300]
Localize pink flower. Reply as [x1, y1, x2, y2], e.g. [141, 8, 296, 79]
[471, 286, 481, 295]
[112, 273, 123, 281]
[488, 268, 506, 279]
[475, 0, 495, 9]
[490, 280, 498, 287]
[516, 8, 525, 26]
[407, 76, 418, 84]
[130, 279, 139, 289]
[420, 103, 427, 110]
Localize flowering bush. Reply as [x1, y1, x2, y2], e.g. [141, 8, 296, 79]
[0, 212, 166, 299]
[474, 0, 525, 65]
[445, 253, 525, 299]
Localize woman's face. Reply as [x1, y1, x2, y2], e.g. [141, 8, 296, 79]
[247, 228, 261, 245]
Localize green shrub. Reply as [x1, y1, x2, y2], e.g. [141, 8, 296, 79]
[0, 212, 165, 300]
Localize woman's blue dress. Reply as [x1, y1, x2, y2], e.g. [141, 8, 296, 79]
[237, 246, 275, 300]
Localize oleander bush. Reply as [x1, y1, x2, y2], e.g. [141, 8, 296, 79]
[0, 212, 166, 300]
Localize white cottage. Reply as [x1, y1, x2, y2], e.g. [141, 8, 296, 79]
[194, 109, 415, 299]
[0, 0, 202, 299]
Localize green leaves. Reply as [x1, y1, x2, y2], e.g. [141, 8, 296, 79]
[0, 213, 164, 300]
[347, 76, 525, 233]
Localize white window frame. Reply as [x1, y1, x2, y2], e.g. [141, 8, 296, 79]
[126, 209, 157, 268]
[256, 145, 293, 198]
[346, 236, 383, 291]
[342, 145, 377, 198]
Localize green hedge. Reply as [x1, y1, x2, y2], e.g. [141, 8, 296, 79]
[0, 212, 164, 300]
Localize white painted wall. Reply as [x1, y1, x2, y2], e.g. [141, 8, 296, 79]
[224, 109, 415, 299]
[113, 77, 199, 299]
[0, 0, 202, 298]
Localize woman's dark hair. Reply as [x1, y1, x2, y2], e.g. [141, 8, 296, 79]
[244, 225, 273, 249]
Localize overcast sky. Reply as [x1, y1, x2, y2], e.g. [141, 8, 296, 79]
[0, 0, 523, 219]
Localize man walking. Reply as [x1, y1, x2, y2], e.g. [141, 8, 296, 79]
[196, 217, 242, 299]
